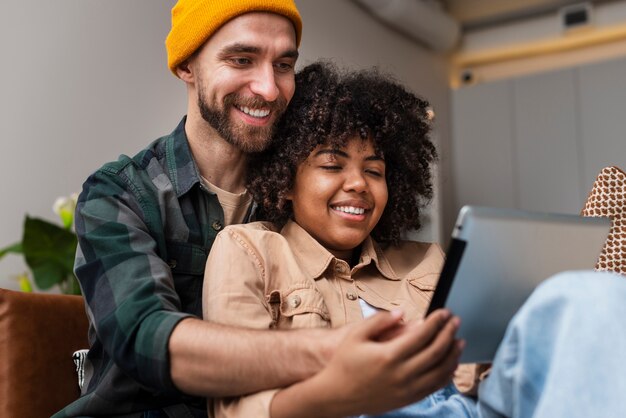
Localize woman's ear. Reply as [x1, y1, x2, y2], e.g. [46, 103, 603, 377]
[277, 190, 293, 210]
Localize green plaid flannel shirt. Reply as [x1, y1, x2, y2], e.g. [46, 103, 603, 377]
[55, 117, 255, 417]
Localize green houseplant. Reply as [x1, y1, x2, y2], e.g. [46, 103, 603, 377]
[0, 194, 81, 295]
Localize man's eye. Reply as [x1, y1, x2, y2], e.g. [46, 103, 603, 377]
[231, 57, 252, 66]
[274, 62, 294, 72]
[321, 165, 341, 171]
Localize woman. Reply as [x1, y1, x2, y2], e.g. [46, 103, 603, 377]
[202, 61, 475, 418]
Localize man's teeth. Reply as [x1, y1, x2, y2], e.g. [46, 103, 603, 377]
[239, 106, 270, 118]
[333, 206, 366, 215]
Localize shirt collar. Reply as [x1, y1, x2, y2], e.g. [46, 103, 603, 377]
[165, 116, 203, 198]
[165, 116, 259, 221]
[358, 235, 400, 280]
[280, 219, 399, 281]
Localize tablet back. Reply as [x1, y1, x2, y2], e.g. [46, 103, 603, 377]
[427, 206, 610, 363]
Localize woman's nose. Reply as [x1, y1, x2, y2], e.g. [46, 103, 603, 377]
[343, 170, 368, 193]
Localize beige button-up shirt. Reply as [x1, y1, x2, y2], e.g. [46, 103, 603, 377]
[203, 220, 473, 418]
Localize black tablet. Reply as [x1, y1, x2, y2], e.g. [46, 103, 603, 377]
[427, 206, 610, 363]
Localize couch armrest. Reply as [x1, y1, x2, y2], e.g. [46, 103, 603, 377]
[0, 288, 89, 417]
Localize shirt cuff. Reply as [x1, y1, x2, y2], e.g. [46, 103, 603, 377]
[137, 310, 195, 394]
[212, 389, 280, 418]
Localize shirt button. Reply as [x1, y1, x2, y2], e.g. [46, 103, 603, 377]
[212, 220, 223, 231]
[346, 292, 358, 301]
[335, 263, 348, 274]
[289, 295, 301, 308]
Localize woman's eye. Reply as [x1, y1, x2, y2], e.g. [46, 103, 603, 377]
[320, 165, 341, 171]
[365, 169, 384, 177]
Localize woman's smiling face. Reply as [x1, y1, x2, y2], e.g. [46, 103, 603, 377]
[287, 136, 388, 261]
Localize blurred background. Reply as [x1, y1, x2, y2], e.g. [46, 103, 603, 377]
[2, 0, 626, 290]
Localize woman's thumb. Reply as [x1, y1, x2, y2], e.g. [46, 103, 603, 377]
[355, 309, 405, 341]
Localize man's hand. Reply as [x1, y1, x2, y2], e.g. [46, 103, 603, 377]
[270, 309, 463, 418]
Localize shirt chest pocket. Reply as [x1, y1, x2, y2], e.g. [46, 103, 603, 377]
[165, 241, 208, 316]
[267, 285, 331, 329]
[404, 273, 439, 319]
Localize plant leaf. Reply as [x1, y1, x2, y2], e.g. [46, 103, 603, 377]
[22, 216, 77, 289]
[0, 242, 23, 260]
[17, 273, 33, 293]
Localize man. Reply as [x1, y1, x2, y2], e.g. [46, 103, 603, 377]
[55, 1, 461, 417]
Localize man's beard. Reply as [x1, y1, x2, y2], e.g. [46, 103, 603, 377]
[198, 89, 287, 153]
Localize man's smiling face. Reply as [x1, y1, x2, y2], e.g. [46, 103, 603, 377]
[189, 12, 298, 152]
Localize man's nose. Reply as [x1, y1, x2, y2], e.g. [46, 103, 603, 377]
[249, 64, 280, 102]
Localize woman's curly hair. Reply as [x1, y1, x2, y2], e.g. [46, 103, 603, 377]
[246, 61, 437, 244]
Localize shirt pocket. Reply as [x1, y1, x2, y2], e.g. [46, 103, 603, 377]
[407, 272, 439, 292]
[165, 240, 208, 316]
[267, 285, 331, 329]
[405, 272, 440, 316]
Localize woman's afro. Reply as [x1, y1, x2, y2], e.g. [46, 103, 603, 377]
[246, 61, 438, 243]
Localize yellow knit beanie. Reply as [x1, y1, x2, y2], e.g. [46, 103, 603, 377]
[166, 0, 302, 76]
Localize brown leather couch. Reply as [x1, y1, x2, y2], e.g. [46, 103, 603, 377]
[0, 288, 89, 417]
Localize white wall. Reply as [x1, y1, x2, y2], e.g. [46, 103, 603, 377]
[450, 55, 626, 219]
[0, 1, 184, 291]
[0, 1, 449, 290]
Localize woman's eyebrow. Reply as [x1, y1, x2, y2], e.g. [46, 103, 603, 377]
[313, 149, 385, 161]
[313, 149, 348, 158]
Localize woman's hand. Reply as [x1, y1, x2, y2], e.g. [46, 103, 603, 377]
[270, 309, 463, 418]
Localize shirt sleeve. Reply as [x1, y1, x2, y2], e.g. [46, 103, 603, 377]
[202, 228, 278, 418]
[453, 363, 492, 397]
[75, 168, 192, 394]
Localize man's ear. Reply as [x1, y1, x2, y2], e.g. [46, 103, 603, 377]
[175, 60, 194, 83]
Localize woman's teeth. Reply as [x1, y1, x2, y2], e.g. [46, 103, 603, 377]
[333, 206, 366, 215]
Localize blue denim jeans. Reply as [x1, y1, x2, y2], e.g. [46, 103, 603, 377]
[362, 383, 475, 418]
[476, 270, 626, 417]
[365, 270, 626, 418]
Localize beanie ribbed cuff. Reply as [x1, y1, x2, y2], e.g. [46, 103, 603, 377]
[166, 0, 302, 76]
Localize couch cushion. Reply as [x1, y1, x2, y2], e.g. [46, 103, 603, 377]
[0, 289, 89, 417]
[581, 166, 626, 275]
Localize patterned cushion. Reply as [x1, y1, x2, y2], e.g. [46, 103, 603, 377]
[581, 166, 626, 275]
[73, 349, 89, 390]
